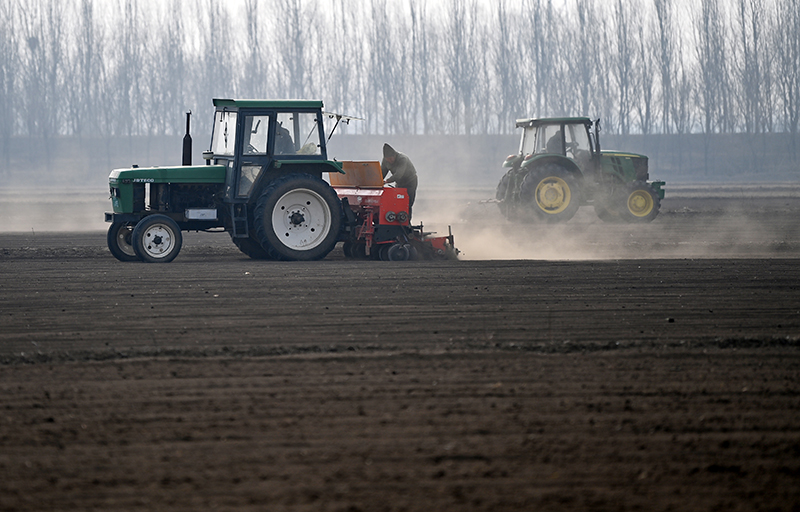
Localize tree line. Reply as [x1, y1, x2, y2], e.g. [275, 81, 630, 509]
[0, 0, 798, 148]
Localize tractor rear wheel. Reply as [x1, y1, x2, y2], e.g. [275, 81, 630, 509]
[520, 164, 581, 222]
[496, 172, 513, 219]
[131, 214, 183, 263]
[107, 222, 139, 262]
[253, 174, 341, 261]
[231, 234, 274, 260]
[619, 181, 661, 223]
[594, 191, 623, 223]
[496, 171, 512, 201]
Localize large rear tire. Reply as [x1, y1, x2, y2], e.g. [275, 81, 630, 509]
[519, 164, 581, 222]
[132, 214, 182, 263]
[619, 181, 661, 223]
[594, 201, 621, 223]
[253, 174, 341, 261]
[496, 171, 512, 201]
[107, 222, 139, 262]
[594, 189, 623, 223]
[231, 234, 274, 260]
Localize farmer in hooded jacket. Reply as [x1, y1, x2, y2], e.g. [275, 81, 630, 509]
[381, 143, 418, 219]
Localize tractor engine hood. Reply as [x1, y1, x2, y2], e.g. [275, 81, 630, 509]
[108, 165, 227, 214]
[599, 150, 648, 160]
[109, 165, 227, 186]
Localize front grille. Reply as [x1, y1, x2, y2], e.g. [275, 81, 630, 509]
[633, 157, 649, 181]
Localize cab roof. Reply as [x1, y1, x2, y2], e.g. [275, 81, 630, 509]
[515, 117, 592, 128]
[212, 98, 324, 110]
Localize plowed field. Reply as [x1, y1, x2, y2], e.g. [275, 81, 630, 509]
[1, 188, 799, 511]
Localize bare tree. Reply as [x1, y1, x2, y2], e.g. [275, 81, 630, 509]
[442, 0, 477, 134]
[323, 0, 363, 126]
[775, 0, 800, 149]
[0, 0, 797, 144]
[493, 0, 525, 133]
[653, 0, 675, 134]
[693, 0, 731, 172]
[17, 0, 66, 140]
[277, 0, 318, 99]
[241, 0, 265, 99]
[520, 0, 558, 118]
[736, 0, 766, 134]
[671, 41, 694, 134]
[409, 0, 424, 134]
[694, 0, 731, 134]
[193, 0, 235, 106]
[63, 0, 101, 137]
[366, 0, 395, 133]
[0, 0, 18, 166]
[107, 0, 144, 136]
[632, 4, 655, 134]
[759, 4, 776, 134]
[140, 0, 185, 136]
[571, 0, 598, 117]
[410, 0, 443, 134]
[611, 0, 635, 134]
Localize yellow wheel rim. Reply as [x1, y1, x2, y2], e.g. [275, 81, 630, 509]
[627, 189, 654, 217]
[535, 176, 571, 214]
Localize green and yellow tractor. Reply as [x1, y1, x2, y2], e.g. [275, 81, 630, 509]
[495, 117, 665, 223]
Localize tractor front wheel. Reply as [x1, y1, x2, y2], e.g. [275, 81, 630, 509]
[253, 174, 342, 261]
[107, 222, 139, 262]
[132, 214, 183, 263]
[620, 181, 661, 223]
[520, 164, 581, 222]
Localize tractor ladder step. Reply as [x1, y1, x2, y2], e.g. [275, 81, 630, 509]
[230, 204, 249, 238]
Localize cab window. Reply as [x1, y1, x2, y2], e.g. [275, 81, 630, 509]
[275, 112, 322, 156]
[537, 125, 563, 154]
[565, 124, 591, 154]
[211, 111, 237, 156]
[243, 115, 270, 154]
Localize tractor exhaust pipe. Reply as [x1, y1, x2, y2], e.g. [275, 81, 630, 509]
[182, 111, 192, 166]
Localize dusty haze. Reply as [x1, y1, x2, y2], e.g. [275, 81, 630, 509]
[1, 132, 798, 261]
[2, 183, 798, 261]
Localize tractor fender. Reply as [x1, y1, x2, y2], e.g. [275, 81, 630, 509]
[250, 161, 346, 206]
[520, 154, 582, 179]
[272, 160, 344, 174]
[502, 154, 524, 169]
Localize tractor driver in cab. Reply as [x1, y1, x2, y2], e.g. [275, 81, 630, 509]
[275, 121, 295, 155]
[545, 129, 563, 154]
[381, 143, 418, 219]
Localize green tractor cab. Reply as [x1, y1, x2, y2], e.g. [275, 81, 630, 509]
[495, 117, 665, 223]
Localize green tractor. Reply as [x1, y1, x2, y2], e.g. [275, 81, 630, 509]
[106, 98, 458, 263]
[106, 99, 345, 263]
[495, 117, 665, 223]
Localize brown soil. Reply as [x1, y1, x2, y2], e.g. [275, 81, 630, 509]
[1, 193, 799, 511]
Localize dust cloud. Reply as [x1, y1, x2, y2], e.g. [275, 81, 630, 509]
[414, 184, 800, 260]
[0, 188, 109, 233]
[2, 182, 798, 261]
